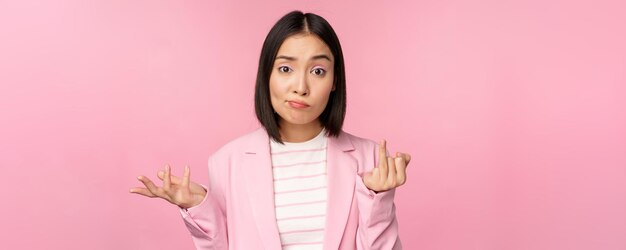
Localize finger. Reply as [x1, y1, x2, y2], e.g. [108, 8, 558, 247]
[387, 156, 396, 184]
[396, 152, 412, 167]
[379, 140, 388, 165]
[395, 156, 407, 185]
[378, 140, 388, 179]
[405, 153, 411, 165]
[137, 176, 163, 197]
[157, 170, 183, 184]
[163, 164, 171, 191]
[182, 165, 190, 188]
[129, 187, 157, 198]
[159, 170, 204, 193]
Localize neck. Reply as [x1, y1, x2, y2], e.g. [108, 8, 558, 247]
[278, 119, 324, 143]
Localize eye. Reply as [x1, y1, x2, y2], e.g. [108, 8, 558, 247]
[278, 66, 292, 73]
[311, 67, 326, 76]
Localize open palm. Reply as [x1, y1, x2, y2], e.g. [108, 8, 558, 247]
[130, 165, 207, 209]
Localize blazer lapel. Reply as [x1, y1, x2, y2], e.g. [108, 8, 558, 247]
[323, 131, 357, 250]
[242, 128, 282, 249]
[241, 128, 357, 250]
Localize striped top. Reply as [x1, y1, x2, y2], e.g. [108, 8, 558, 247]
[270, 128, 328, 250]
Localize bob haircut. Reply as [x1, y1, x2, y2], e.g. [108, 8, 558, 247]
[254, 10, 347, 144]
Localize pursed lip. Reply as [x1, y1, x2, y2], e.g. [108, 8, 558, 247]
[287, 99, 310, 107]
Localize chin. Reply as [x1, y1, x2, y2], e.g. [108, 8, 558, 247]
[280, 115, 318, 126]
[285, 118, 315, 125]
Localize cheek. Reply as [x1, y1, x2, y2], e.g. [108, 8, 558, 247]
[312, 78, 335, 107]
[319, 72, 335, 95]
[269, 76, 288, 110]
[268, 76, 281, 99]
[269, 74, 289, 95]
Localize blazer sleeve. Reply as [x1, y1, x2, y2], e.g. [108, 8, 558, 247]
[354, 143, 402, 250]
[179, 155, 228, 249]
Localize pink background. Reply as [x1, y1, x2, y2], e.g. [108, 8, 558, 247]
[1, 0, 625, 249]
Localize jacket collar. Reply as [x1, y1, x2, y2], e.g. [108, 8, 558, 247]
[241, 127, 357, 249]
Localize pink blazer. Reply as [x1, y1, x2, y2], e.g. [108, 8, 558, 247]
[179, 128, 402, 249]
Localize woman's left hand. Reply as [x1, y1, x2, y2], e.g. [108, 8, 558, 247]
[362, 140, 411, 193]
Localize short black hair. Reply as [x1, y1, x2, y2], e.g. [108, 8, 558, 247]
[254, 10, 347, 144]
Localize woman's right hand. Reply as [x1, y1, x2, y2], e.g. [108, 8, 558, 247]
[130, 164, 207, 209]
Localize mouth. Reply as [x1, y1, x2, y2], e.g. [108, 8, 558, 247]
[287, 100, 310, 109]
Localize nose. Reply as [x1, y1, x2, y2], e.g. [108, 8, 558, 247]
[292, 71, 309, 96]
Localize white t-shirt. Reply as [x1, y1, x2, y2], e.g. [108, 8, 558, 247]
[269, 129, 328, 250]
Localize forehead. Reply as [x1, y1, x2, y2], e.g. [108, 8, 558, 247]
[276, 33, 333, 59]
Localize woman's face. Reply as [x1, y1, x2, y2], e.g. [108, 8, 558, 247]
[269, 33, 335, 128]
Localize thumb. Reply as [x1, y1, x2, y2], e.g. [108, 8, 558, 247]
[362, 168, 379, 187]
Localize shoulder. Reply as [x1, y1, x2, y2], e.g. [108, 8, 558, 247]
[339, 131, 381, 172]
[341, 130, 377, 148]
[339, 130, 379, 157]
[209, 128, 267, 160]
[211, 127, 269, 158]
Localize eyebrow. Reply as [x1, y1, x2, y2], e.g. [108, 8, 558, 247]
[275, 54, 332, 62]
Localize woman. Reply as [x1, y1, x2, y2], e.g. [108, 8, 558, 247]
[130, 10, 411, 250]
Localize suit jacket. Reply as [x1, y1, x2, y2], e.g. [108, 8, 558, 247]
[179, 128, 401, 250]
